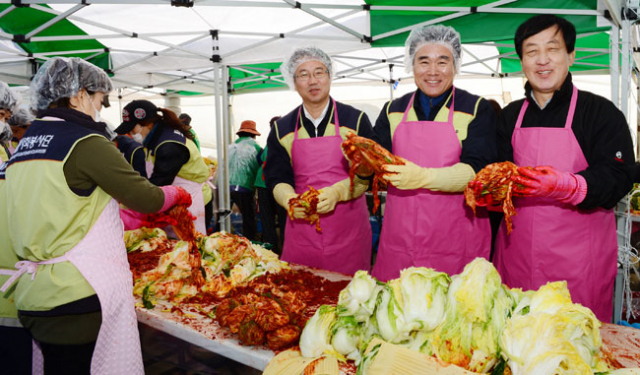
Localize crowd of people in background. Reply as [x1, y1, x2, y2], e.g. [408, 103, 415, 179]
[0, 12, 637, 374]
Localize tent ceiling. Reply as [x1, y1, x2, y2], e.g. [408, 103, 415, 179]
[0, 0, 622, 96]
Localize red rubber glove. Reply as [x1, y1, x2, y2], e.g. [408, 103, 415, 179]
[512, 166, 586, 204]
[140, 210, 197, 229]
[468, 180, 502, 211]
[159, 186, 192, 212]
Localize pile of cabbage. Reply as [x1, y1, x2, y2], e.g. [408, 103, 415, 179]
[299, 258, 609, 374]
[126, 229, 287, 305]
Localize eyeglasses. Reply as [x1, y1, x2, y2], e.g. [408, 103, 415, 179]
[295, 69, 329, 82]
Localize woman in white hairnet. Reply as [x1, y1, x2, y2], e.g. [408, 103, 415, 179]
[264, 46, 373, 275]
[0, 81, 18, 162]
[372, 25, 497, 281]
[0, 57, 190, 374]
[8, 106, 35, 155]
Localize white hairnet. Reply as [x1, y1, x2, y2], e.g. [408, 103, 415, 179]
[30, 57, 113, 111]
[0, 81, 18, 113]
[0, 121, 11, 143]
[404, 25, 462, 73]
[9, 106, 35, 127]
[280, 46, 333, 90]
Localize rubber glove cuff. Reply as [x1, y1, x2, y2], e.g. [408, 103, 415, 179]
[383, 159, 432, 190]
[273, 183, 298, 209]
[560, 173, 587, 205]
[160, 185, 192, 212]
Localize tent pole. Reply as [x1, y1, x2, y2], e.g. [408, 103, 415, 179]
[611, 22, 620, 109]
[222, 64, 232, 232]
[389, 64, 394, 101]
[214, 62, 229, 232]
[622, 17, 631, 120]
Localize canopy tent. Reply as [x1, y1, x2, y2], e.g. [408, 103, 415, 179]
[0, 0, 637, 232]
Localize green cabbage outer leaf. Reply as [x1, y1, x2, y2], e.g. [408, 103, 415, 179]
[375, 280, 409, 344]
[337, 270, 383, 322]
[400, 330, 435, 356]
[356, 341, 382, 375]
[124, 227, 167, 252]
[431, 258, 516, 373]
[397, 267, 450, 332]
[331, 315, 363, 362]
[300, 305, 337, 358]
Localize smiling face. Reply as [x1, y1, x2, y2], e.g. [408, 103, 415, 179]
[294, 60, 331, 107]
[521, 25, 575, 104]
[413, 43, 456, 98]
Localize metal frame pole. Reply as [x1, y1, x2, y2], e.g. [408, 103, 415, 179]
[214, 63, 229, 232]
[622, 17, 631, 120]
[222, 64, 232, 232]
[611, 23, 620, 108]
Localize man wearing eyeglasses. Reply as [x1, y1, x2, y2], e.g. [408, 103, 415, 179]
[371, 25, 498, 281]
[265, 46, 374, 275]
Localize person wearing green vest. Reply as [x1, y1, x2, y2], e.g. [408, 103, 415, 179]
[229, 120, 263, 240]
[179, 112, 201, 151]
[372, 25, 497, 281]
[8, 106, 34, 156]
[0, 81, 18, 163]
[115, 100, 211, 234]
[255, 116, 286, 252]
[0, 57, 191, 374]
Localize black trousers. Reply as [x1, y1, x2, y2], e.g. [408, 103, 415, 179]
[230, 190, 257, 241]
[39, 341, 96, 375]
[257, 187, 287, 252]
[0, 326, 33, 375]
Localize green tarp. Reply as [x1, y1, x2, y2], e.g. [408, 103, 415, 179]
[367, 0, 610, 73]
[0, 4, 110, 70]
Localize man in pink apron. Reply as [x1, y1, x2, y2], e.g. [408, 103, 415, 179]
[493, 15, 635, 322]
[372, 25, 497, 281]
[264, 47, 373, 275]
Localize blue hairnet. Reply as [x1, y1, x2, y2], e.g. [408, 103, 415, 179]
[280, 46, 333, 90]
[30, 57, 113, 111]
[404, 25, 462, 73]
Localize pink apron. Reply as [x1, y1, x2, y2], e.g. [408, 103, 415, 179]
[1, 199, 144, 374]
[493, 86, 617, 322]
[281, 100, 372, 275]
[372, 88, 491, 281]
[145, 161, 207, 234]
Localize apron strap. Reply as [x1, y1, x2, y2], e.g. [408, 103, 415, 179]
[515, 100, 529, 129]
[401, 93, 417, 124]
[293, 106, 303, 141]
[447, 87, 456, 124]
[331, 98, 340, 137]
[0, 255, 70, 293]
[516, 85, 578, 130]
[401, 88, 456, 124]
[565, 85, 578, 129]
[295, 100, 339, 140]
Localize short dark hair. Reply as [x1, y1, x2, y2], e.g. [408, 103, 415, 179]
[179, 113, 191, 126]
[514, 14, 576, 60]
[237, 131, 256, 138]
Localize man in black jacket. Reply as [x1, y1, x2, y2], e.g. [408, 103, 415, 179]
[493, 14, 635, 322]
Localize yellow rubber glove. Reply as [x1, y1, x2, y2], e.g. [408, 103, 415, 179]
[273, 183, 305, 219]
[316, 177, 368, 214]
[383, 159, 475, 192]
[382, 159, 433, 190]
